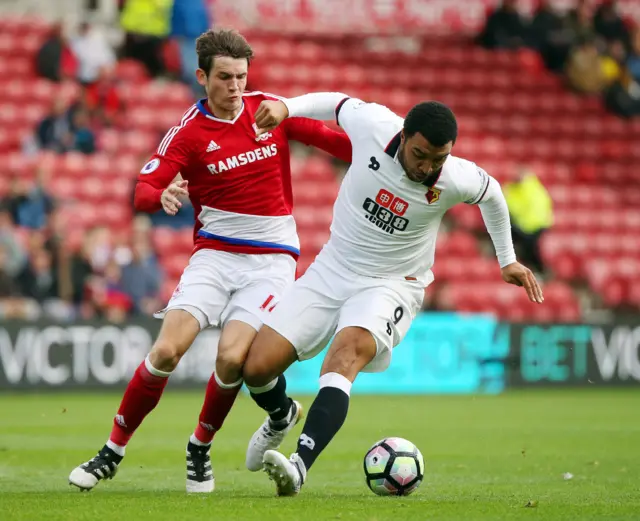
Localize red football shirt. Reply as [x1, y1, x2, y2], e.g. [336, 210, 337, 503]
[134, 92, 352, 259]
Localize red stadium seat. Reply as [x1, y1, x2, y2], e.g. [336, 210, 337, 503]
[163, 254, 190, 280]
[116, 59, 149, 83]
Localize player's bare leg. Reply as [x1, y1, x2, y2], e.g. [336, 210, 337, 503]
[186, 320, 257, 493]
[261, 327, 376, 496]
[68, 310, 200, 491]
[243, 326, 303, 472]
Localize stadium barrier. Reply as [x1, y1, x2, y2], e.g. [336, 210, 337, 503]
[1, 316, 638, 391]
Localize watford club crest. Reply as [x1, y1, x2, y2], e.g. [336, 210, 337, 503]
[425, 187, 441, 204]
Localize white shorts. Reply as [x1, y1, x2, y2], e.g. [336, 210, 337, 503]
[155, 249, 296, 331]
[264, 252, 425, 372]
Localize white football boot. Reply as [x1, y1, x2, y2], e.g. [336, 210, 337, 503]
[246, 400, 303, 472]
[262, 451, 306, 496]
[69, 445, 122, 491]
[186, 441, 215, 493]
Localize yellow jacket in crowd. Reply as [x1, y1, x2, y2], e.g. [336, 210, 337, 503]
[504, 173, 554, 234]
[121, 0, 175, 38]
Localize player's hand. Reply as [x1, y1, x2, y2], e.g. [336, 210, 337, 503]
[161, 180, 189, 216]
[501, 262, 544, 304]
[254, 100, 289, 135]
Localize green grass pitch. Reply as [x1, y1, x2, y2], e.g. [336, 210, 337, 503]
[1, 389, 638, 520]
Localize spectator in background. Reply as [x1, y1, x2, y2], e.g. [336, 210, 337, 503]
[120, 0, 174, 78]
[16, 248, 58, 302]
[36, 99, 72, 153]
[627, 28, 640, 82]
[35, 23, 77, 82]
[84, 67, 124, 126]
[69, 109, 97, 154]
[566, 38, 607, 94]
[121, 242, 162, 315]
[537, 0, 595, 72]
[0, 205, 26, 277]
[45, 209, 73, 302]
[604, 39, 640, 118]
[594, 0, 630, 48]
[478, 0, 527, 50]
[69, 225, 112, 307]
[5, 170, 55, 229]
[528, 1, 562, 51]
[70, 22, 116, 85]
[565, 0, 597, 43]
[0, 243, 32, 319]
[601, 39, 627, 85]
[171, 0, 210, 97]
[102, 259, 132, 322]
[504, 166, 554, 276]
[36, 98, 97, 154]
[529, 0, 575, 71]
[0, 243, 21, 299]
[79, 258, 130, 322]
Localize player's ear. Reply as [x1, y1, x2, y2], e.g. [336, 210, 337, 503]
[196, 69, 208, 87]
[400, 130, 405, 144]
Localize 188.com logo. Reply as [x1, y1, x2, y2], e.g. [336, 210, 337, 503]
[362, 189, 409, 234]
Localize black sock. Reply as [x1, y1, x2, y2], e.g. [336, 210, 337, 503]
[296, 386, 350, 471]
[249, 375, 292, 423]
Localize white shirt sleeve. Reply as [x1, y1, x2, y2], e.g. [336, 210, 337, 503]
[455, 164, 516, 268]
[283, 93, 397, 141]
[283, 92, 350, 122]
[478, 180, 518, 268]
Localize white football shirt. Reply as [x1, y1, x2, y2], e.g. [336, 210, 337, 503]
[284, 95, 516, 285]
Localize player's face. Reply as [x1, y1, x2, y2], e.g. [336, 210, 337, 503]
[399, 131, 452, 183]
[197, 56, 248, 116]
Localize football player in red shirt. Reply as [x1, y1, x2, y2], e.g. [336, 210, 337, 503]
[69, 29, 351, 493]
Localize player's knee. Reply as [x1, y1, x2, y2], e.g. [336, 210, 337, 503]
[322, 328, 376, 380]
[242, 341, 274, 388]
[242, 353, 272, 388]
[149, 339, 185, 372]
[216, 320, 258, 381]
[148, 309, 200, 371]
[216, 343, 249, 381]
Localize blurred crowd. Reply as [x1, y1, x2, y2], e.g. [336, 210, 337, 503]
[479, 0, 640, 117]
[0, 0, 216, 321]
[29, 0, 210, 157]
[7, 0, 636, 322]
[0, 177, 163, 321]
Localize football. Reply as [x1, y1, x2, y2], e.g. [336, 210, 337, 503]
[363, 437, 424, 496]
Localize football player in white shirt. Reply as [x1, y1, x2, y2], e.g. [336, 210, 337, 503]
[239, 93, 544, 496]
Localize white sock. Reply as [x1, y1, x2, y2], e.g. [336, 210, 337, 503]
[319, 372, 352, 396]
[189, 433, 211, 447]
[145, 355, 172, 377]
[106, 439, 126, 457]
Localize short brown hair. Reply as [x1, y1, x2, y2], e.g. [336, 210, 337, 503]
[196, 29, 254, 74]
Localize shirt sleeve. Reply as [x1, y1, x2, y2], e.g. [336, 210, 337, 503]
[457, 164, 492, 205]
[134, 125, 192, 213]
[455, 163, 516, 268]
[478, 179, 517, 268]
[334, 98, 397, 141]
[282, 117, 352, 163]
[283, 92, 397, 143]
[283, 92, 349, 122]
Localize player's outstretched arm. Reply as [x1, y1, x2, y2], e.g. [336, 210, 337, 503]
[135, 116, 193, 214]
[134, 161, 188, 215]
[474, 176, 544, 304]
[282, 117, 352, 163]
[255, 92, 349, 134]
